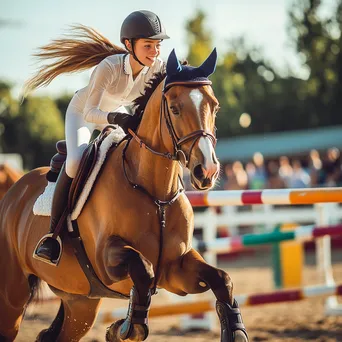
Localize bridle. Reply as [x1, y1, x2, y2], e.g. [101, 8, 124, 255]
[128, 80, 217, 168]
[122, 80, 217, 295]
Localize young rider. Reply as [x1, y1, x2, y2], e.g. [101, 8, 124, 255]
[25, 10, 169, 265]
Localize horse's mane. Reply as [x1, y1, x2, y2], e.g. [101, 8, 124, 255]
[132, 71, 165, 118]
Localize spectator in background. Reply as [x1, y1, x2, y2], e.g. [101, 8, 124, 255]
[279, 156, 293, 188]
[248, 152, 267, 189]
[224, 162, 248, 190]
[223, 164, 235, 189]
[266, 160, 286, 189]
[322, 148, 341, 186]
[289, 159, 310, 188]
[245, 162, 256, 189]
[308, 149, 322, 186]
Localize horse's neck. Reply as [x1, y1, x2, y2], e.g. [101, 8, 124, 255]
[125, 86, 181, 201]
[126, 141, 180, 200]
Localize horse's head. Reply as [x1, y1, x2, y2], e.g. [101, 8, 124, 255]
[162, 49, 220, 190]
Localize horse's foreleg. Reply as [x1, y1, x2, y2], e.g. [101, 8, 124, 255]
[162, 248, 248, 342]
[104, 236, 154, 342]
[36, 290, 102, 342]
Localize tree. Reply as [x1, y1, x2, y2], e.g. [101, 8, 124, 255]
[185, 11, 291, 138]
[55, 93, 73, 122]
[0, 81, 19, 152]
[211, 39, 296, 137]
[185, 3, 342, 139]
[288, 0, 342, 126]
[186, 10, 213, 66]
[1, 91, 64, 169]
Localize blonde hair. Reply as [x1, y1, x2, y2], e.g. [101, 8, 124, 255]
[23, 24, 126, 97]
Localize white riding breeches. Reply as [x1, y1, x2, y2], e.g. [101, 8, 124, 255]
[64, 94, 127, 178]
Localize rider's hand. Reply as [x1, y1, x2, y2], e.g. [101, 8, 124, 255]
[107, 112, 138, 133]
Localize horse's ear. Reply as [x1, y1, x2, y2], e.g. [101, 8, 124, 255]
[199, 48, 217, 77]
[166, 49, 182, 76]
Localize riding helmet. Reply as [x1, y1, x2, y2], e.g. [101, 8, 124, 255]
[120, 10, 170, 43]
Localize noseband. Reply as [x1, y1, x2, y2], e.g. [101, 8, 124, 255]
[128, 80, 217, 167]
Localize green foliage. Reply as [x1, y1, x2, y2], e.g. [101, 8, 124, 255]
[55, 93, 73, 122]
[185, 1, 342, 139]
[0, 88, 64, 169]
[0, 82, 19, 119]
[21, 97, 64, 142]
[186, 10, 213, 66]
[287, 0, 342, 126]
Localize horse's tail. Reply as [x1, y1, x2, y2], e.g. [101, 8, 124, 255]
[23, 274, 42, 317]
[22, 24, 126, 98]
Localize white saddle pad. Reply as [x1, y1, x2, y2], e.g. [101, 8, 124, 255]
[33, 127, 125, 221]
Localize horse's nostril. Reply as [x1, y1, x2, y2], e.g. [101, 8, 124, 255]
[193, 164, 204, 180]
[202, 178, 211, 187]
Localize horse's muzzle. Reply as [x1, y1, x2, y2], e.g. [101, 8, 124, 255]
[191, 163, 219, 190]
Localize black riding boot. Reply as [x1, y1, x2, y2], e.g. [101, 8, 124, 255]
[33, 165, 73, 266]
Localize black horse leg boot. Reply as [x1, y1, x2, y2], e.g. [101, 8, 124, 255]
[33, 164, 73, 266]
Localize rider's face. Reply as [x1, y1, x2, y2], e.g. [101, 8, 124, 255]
[127, 39, 162, 67]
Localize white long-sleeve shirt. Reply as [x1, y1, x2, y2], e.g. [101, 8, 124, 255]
[70, 54, 164, 124]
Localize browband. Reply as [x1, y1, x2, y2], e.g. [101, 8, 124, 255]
[163, 80, 212, 93]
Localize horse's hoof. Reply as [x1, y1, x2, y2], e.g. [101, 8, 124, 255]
[35, 329, 56, 342]
[233, 330, 249, 342]
[127, 324, 149, 341]
[106, 319, 149, 341]
[106, 319, 125, 342]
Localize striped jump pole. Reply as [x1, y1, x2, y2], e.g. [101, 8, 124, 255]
[186, 187, 342, 207]
[193, 223, 342, 254]
[97, 283, 342, 323]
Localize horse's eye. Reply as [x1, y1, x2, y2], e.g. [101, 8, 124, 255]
[170, 106, 180, 115]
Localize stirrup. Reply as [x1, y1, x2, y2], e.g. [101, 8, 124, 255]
[33, 233, 63, 266]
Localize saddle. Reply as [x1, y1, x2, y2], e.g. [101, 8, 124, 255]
[46, 126, 118, 213]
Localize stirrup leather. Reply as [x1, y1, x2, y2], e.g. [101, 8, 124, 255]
[33, 233, 63, 266]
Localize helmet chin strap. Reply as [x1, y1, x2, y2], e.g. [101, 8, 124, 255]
[129, 39, 146, 67]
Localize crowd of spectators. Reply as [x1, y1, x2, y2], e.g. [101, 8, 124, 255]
[220, 148, 341, 191]
[183, 148, 342, 191]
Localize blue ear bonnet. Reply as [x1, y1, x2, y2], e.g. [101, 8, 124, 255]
[164, 48, 217, 91]
[166, 65, 209, 83]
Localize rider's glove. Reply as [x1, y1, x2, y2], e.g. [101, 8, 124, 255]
[107, 112, 139, 133]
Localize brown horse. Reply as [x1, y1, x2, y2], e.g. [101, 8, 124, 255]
[0, 163, 23, 200]
[0, 49, 248, 342]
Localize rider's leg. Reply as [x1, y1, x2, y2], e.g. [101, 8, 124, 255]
[34, 164, 73, 264]
[34, 104, 95, 265]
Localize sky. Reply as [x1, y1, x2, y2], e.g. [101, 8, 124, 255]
[0, 0, 337, 98]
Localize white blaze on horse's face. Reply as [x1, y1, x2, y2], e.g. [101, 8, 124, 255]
[189, 89, 203, 114]
[189, 89, 218, 186]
